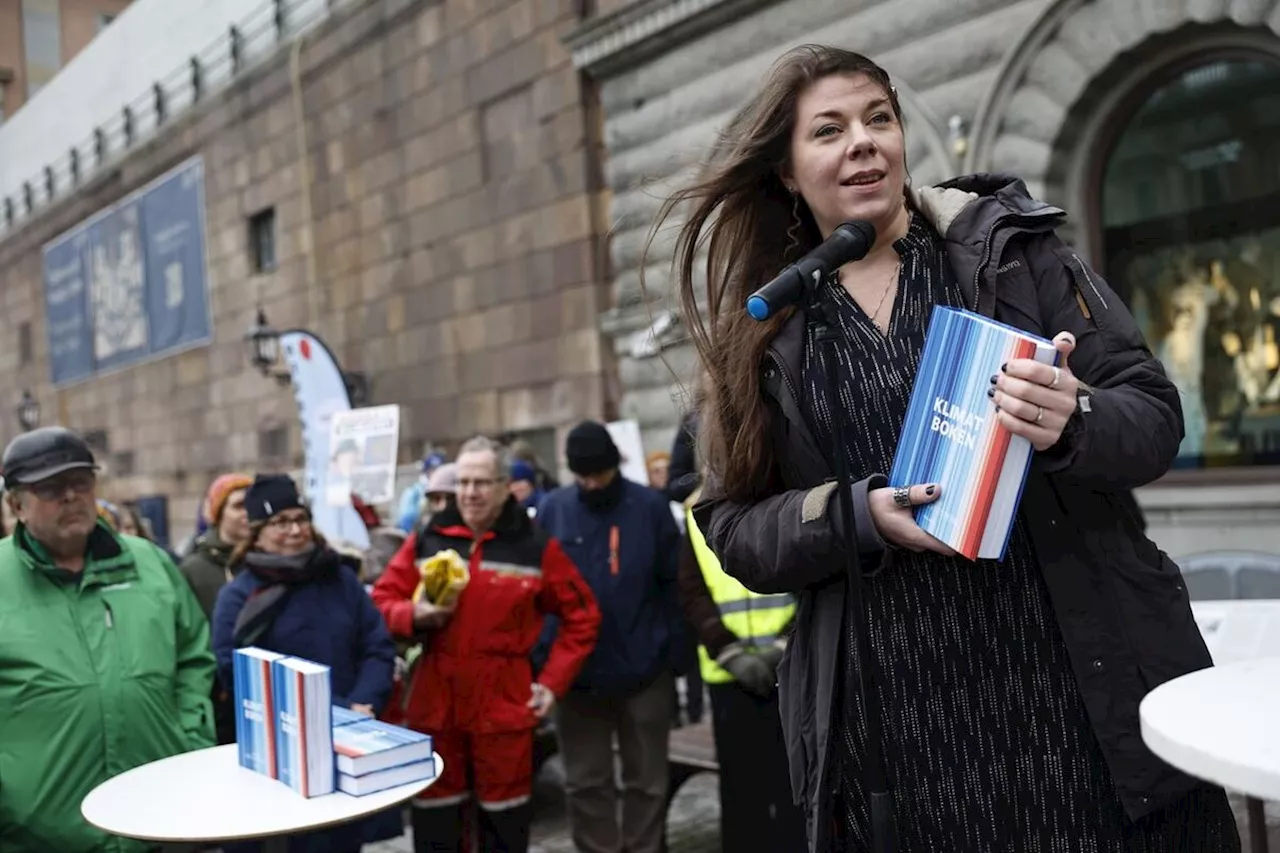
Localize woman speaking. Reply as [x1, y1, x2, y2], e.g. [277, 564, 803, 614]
[660, 45, 1239, 852]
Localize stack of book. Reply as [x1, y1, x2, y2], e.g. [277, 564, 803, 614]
[232, 647, 335, 798]
[232, 648, 438, 798]
[332, 714, 436, 796]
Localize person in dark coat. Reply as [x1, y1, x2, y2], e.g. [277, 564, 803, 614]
[212, 474, 399, 853]
[665, 44, 1238, 853]
[537, 421, 682, 853]
[179, 472, 254, 745]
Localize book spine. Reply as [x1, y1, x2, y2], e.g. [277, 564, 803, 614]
[957, 335, 1036, 558]
[262, 658, 278, 779]
[272, 660, 289, 790]
[233, 652, 249, 770]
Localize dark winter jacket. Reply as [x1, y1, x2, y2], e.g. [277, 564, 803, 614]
[694, 174, 1210, 852]
[665, 411, 701, 503]
[178, 530, 236, 623]
[538, 478, 683, 695]
[212, 552, 397, 712]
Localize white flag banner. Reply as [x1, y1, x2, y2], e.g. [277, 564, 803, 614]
[280, 331, 369, 549]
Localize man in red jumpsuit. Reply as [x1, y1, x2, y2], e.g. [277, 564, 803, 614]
[374, 436, 600, 853]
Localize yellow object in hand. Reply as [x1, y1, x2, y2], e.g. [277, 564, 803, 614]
[413, 549, 470, 607]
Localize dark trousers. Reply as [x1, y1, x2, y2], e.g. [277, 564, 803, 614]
[708, 681, 806, 853]
[557, 672, 673, 853]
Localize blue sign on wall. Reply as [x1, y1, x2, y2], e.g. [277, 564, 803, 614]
[42, 156, 211, 386]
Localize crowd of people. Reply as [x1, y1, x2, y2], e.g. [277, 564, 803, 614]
[0, 415, 802, 853]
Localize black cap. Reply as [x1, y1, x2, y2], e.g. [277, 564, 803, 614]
[243, 474, 306, 523]
[565, 420, 621, 476]
[1, 427, 97, 488]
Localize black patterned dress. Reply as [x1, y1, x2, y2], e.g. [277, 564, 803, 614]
[801, 216, 1239, 852]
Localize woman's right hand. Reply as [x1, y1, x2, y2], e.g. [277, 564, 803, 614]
[867, 483, 956, 555]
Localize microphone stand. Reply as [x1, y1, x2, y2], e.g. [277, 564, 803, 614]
[806, 282, 897, 853]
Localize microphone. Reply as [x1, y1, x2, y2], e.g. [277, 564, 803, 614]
[745, 221, 876, 321]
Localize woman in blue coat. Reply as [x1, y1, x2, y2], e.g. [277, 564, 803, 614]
[213, 474, 399, 853]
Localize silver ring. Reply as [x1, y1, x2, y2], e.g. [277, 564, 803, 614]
[1050, 366, 1061, 389]
[1035, 406, 1045, 424]
[892, 486, 911, 508]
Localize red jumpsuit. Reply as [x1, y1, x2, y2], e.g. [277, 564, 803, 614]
[373, 500, 600, 809]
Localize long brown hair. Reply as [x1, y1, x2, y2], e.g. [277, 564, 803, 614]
[645, 45, 902, 502]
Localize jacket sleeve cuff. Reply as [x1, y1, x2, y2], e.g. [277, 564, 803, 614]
[828, 474, 887, 555]
[386, 600, 416, 639]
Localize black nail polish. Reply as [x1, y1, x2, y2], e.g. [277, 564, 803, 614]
[1000, 362, 1008, 372]
[926, 485, 936, 496]
[986, 387, 995, 398]
[989, 374, 998, 384]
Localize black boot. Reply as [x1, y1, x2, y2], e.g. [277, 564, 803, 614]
[411, 802, 465, 853]
[478, 802, 532, 853]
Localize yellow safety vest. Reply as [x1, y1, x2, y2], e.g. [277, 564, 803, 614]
[687, 505, 797, 684]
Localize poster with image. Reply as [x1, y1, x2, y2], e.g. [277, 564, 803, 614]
[326, 405, 401, 507]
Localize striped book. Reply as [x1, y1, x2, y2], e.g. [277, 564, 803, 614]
[331, 705, 371, 728]
[232, 647, 286, 778]
[272, 657, 335, 798]
[333, 718, 434, 777]
[889, 306, 1058, 561]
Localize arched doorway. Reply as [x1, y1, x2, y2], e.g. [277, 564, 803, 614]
[1096, 55, 1280, 468]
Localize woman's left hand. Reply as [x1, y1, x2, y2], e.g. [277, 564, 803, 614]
[350, 703, 375, 717]
[990, 332, 1080, 451]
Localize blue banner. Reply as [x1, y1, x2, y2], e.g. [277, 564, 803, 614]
[43, 157, 211, 385]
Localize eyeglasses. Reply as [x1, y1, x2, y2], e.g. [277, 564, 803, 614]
[22, 471, 96, 502]
[265, 513, 312, 532]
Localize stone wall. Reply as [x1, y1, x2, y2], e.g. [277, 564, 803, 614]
[570, 0, 1048, 455]
[0, 0, 613, 540]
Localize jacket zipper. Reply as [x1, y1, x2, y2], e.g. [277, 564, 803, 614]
[971, 215, 1014, 313]
[767, 350, 802, 411]
[971, 213, 1056, 314]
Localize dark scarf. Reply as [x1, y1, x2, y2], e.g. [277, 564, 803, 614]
[232, 545, 337, 647]
[577, 474, 626, 513]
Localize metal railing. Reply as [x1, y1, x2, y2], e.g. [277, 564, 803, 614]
[0, 0, 357, 240]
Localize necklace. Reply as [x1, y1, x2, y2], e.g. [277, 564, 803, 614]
[866, 261, 901, 332]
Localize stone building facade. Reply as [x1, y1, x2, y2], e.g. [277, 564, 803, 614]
[569, 0, 1280, 559]
[0, 0, 614, 538]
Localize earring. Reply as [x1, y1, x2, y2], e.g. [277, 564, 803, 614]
[784, 189, 802, 262]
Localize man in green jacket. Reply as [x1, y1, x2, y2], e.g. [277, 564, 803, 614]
[0, 427, 216, 853]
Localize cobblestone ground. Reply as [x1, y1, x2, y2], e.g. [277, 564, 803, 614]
[365, 772, 1280, 853]
[365, 757, 721, 853]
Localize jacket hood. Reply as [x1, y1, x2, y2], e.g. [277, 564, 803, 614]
[910, 172, 1065, 241]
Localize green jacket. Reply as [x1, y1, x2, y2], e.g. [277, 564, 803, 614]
[0, 522, 216, 853]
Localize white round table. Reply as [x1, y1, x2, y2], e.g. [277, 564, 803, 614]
[82, 744, 441, 852]
[1141, 657, 1280, 852]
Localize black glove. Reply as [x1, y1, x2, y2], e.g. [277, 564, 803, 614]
[718, 643, 776, 697]
[756, 641, 785, 673]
